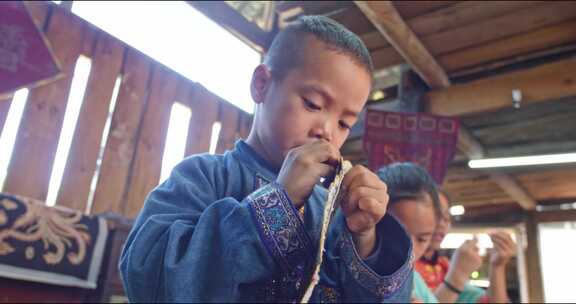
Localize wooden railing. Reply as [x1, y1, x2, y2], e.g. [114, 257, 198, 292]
[0, 2, 253, 218]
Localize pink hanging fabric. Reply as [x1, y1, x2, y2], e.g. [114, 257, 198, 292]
[363, 109, 460, 184]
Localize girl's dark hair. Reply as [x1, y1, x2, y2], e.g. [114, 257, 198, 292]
[376, 162, 440, 217]
[437, 188, 452, 207]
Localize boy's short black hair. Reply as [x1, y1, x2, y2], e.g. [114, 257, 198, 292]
[264, 15, 373, 81]
[376, 162, 440, 217]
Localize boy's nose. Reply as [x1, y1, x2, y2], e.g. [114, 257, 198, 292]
[311, 122, 333, 142]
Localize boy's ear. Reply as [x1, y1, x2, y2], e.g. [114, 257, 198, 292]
[251, 64, 272, 104]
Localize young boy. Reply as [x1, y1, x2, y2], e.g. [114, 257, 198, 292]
[120, 16, 413, 302]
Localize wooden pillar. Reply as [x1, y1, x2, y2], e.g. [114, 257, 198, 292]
[524, 211, 545, 302]
[514, 225, 529, 303]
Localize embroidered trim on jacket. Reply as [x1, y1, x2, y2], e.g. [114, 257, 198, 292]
[247, 182, 312, 273]
[340, 230, 414, 299]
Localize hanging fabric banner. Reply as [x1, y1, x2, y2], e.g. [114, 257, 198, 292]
[0, 1, 62, 97]
[363, 109, 460, 184]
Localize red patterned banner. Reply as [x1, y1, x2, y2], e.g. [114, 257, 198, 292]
[363, 109, 459, 184]
[0, 1, 61, 97]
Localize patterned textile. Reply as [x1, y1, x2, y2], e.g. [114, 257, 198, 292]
[248, 182, 312, 301]
[363, 109, 459, 184]
[416, 253, 488, 303]
[415, 254, 450, 290]
[0, 1, 61, 96]
[0, 193, 108, 289]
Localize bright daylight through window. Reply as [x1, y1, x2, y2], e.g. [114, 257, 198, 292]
[71, 1, 260, 114]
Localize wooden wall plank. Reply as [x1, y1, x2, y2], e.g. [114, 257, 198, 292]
[215, 102, 240, 154]
[123, 67, 180, 218]
[57, 33, 124, 211]
[439, 19, 576, 73]
[427, 58, 576, 116]
[90, 50, 152, 214]
[3, 8, 85, 200]
[184, 85, 219, 156]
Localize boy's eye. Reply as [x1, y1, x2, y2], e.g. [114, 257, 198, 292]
[339, 121, 351, 130]
[417, 237, 430, 244]
[303, 98, 321, 111]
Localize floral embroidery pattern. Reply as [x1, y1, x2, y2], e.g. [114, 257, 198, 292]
[340, 230, 413, 299]
[317, 285, 341, 303]
[0, 193, 107, 288]
[0, 194, 91, 265]
[247, 182, 312, 273]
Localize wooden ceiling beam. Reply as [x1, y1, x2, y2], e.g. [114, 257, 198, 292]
[489, 172, 537, 210]
[354, 1, 450, 89]
[427, 57, 576, 116]
[187, 1, 273, 51]
[456, 128, 485, 160]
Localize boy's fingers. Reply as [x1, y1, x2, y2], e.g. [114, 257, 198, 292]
[316, 163, 336, 180]
[358, 197, 386, 220]
[347, 167, 387, 192]
[298, 140, 340, 166]
[343, 186, 386, 215]
[341, 191, 358, 215]
[342, 166, 363, 191]
[346, 211, 376, 233]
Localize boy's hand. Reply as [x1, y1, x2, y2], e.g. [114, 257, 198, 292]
[277, 140, 340, 208]
[489, 231, 515, 268]
[340, 165, 388, 258]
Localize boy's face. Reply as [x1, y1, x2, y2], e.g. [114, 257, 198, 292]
[251, 37, 372, 169]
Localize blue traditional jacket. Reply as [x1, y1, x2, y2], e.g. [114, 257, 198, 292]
[120, 140, 413, 302]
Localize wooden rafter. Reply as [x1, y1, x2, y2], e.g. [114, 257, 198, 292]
[187, 1, 273, 51]
[354, 1, 450, 89]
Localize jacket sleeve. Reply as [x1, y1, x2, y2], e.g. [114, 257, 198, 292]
[119, 157, 313, 302]
[313, 213, 414, 303]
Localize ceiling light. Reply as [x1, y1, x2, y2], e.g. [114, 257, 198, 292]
[468, 153, 576, 169]
[449, 205, 465, 216]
